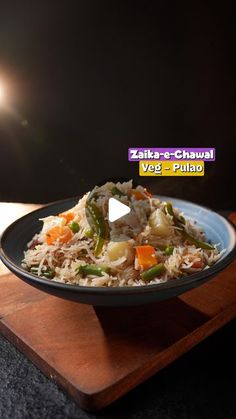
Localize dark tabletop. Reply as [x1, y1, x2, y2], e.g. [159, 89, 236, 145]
[0, 318, 235, 419]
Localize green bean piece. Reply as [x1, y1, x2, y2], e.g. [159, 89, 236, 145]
[111, 186, 126, 197]
[166, 202, 185, 225]
[166, 202, 174, 217]
[30, 266, 55, 279]
[141, 263, 165, 281]
[182, 230, 214, 250]
[94, 236, 104, 257]
[88, 191, 98, 202]
[42, 268, 55, 279]
[78, 264, 109, 277]
[30, 266, 39, 274]
[69, 221, 80, 233]
[166, 202, 213, 250]
[165, 245, 174, 255]
[86, 202, 108, 256]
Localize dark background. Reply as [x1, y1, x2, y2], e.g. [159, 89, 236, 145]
[0, 4, 236, 418]
[0, 1, 235, 208]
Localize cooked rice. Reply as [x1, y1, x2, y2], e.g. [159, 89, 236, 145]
[22, 181, 224, 287]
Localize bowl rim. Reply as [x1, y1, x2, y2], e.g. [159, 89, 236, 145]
[0, 196, 236, 296]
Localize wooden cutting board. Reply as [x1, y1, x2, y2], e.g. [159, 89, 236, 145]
[0, 260, 236, 411]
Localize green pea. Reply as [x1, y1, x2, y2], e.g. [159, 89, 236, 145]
[69, 221, 80, 233]
[165, 245, 174, 255]
[84, 228, 94, 238]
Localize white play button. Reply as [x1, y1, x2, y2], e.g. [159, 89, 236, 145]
[86, 184, 151, 242]
[108, 198, 131, 222]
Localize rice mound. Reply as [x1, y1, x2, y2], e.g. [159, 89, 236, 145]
[22, 180, 223, 287]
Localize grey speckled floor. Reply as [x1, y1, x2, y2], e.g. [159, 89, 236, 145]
[0, 319, 236, 419]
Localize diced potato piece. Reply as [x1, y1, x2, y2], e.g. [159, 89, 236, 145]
[107, 241, 134, 263]
[149, 209, 172, 237]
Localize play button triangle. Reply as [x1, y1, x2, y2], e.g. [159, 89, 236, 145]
[108, 198, 131, 222]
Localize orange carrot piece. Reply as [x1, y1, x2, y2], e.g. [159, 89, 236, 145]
[135, 245, 157, 270]
[144, 188, 153, 198]
[58, 211, 74, 223]
[46, 226, 62, 245]
[59, 226, 73, 243]
[46, 225, 72, 245]
[130, 188, 153, 200]
[130, 189, 146, 200]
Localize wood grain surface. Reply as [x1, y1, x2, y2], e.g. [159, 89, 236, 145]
[0, 261, 236, 411]
[0, 205, 235, 411]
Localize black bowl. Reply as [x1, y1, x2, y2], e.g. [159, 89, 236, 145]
[0, 197, 236, 306]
